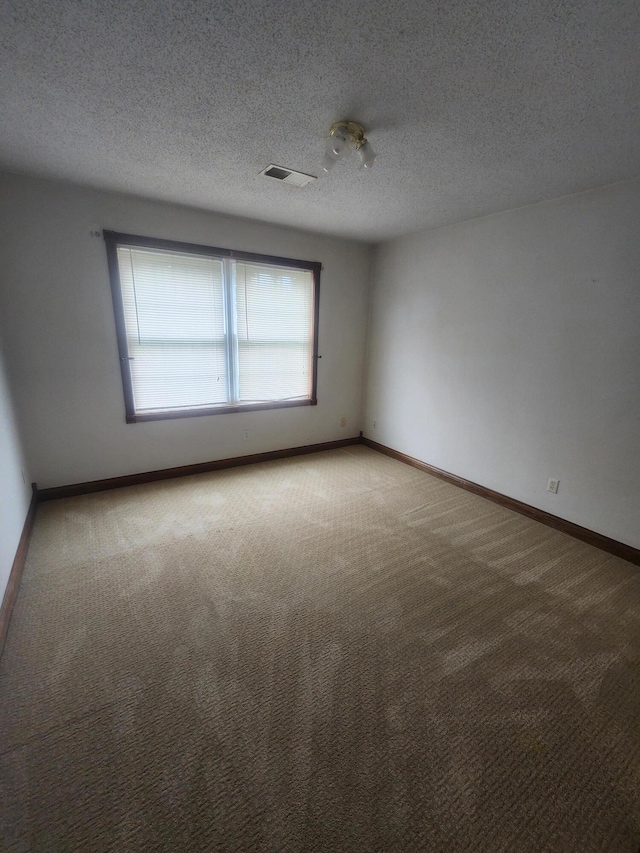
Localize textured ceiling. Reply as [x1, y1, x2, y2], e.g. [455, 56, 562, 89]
[1, 0, 639, 241]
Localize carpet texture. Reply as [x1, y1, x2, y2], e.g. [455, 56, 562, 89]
[0, 445, 639, 852]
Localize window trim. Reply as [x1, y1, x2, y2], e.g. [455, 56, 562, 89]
[104, 230, 321, 424]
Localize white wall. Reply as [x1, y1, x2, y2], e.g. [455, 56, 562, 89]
[0, 334, 32, 602]
[0, 173, 372, 488]
[365, 179, 640, 549]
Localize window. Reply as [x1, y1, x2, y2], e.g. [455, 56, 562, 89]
[104, 231, 320, 423]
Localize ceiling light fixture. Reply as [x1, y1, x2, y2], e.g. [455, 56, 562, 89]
[322, 120, 376, 173]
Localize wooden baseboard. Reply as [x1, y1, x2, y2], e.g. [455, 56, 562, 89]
[362, 437, 640, 567]
[38, 437, 362, 501]
[0, 485, 38, 658]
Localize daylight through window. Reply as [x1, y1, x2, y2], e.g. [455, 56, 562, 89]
[104, 232, 320, 422]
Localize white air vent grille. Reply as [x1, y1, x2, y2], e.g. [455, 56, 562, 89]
[260, 165, 317, 187]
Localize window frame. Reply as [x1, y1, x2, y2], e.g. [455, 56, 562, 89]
[104, 230, 321, 424]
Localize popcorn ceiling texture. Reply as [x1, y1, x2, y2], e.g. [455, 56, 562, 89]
[1, 446, 640, 850]
[1, 0, 639, 240]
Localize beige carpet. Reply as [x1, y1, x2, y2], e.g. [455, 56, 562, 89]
[1, 445, 639, 852]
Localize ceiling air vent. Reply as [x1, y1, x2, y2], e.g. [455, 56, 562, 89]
[260, 165, 317, 187]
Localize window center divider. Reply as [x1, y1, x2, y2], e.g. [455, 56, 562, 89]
[223, 256, 240, 406]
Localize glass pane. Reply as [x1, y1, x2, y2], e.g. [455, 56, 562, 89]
[235, 262, 313, 402]
[117, 246, 228, 411]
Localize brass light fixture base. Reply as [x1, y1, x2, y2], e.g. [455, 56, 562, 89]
[328, 120, 368, 149]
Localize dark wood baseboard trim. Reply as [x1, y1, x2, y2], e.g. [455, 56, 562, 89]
[38, 437, 362, 501]
[0, 485, 38, 658]
[362, 437, 640, 567]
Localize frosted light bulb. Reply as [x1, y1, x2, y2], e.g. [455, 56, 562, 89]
[322, 152, 337, 173]
[326, 129, 351, 160]
[357, 140, 376, 170]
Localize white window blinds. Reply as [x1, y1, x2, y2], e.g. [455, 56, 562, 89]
[118, 247, 228, 412]
[235, 262, 313, 403]
[110, 236, 318, 420]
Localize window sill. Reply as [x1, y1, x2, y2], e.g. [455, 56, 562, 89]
[126, 397, 317, 423]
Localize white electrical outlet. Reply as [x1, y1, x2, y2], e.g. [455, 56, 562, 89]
[340, 416, 347, 427]
[243, 430, 250, 441]
[373, 420, 377, 429]
[547, 478, 560, 494]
